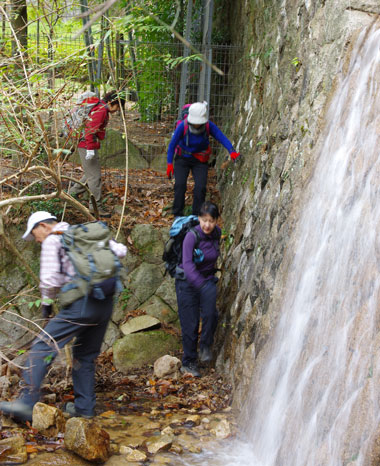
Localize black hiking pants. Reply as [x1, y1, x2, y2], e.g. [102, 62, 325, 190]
[173, 156, 208, 217]
[175, 278, 218, 366]
[20, 294, 114, 417]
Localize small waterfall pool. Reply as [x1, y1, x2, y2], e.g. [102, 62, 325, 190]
[176, 23, 380, 466]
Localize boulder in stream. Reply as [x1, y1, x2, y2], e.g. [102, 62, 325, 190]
[64, 417, 111, 463]
[0, 435, 27, 464]
[153, 355, 181, 379]
[32, 402, 66, 437]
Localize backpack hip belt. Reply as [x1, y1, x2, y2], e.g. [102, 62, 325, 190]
[180, 146, 211, 163]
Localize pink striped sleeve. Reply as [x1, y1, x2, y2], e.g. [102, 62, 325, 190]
[39, 235, 66, 301]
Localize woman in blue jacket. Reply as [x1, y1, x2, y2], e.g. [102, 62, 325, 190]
[176, 201, 221, 377]
[167, 102, 240, 217]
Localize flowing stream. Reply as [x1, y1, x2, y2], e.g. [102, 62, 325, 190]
[177, 24, 380, 466]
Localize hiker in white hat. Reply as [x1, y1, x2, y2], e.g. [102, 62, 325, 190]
[0, 211, 127, 422]
[166, 101, 240, 217]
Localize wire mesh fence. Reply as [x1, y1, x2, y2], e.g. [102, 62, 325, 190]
[0, 33, 242, 173]
[111, 40, 242, 172]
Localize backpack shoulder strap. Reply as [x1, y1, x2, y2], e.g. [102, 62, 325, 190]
[183, 121, 188, 136]
[205, 121, 210, 135]
[190, 227, 201, 249]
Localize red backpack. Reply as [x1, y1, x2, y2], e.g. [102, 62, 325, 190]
[174, 104, 211, 163]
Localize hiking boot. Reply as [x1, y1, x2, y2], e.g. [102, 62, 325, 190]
[64, 402, 94, 419]
[0, 400, 33, 422]
[68, 185, 86, 196]
[180, 363, 201, 377]
[89, 206, 111, 218]
[199, 346, 213, 363]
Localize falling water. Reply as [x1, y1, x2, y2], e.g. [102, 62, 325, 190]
[176, 24, 380, 466]
[241, 24, 380, 465]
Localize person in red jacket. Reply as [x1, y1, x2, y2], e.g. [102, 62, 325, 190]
[69, 91, 124, 217]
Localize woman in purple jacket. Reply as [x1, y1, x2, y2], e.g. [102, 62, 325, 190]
[176, 201, 221, 377]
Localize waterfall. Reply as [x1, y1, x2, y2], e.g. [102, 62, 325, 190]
[177, 24, 380, 466]
[241, 24, 380, 465]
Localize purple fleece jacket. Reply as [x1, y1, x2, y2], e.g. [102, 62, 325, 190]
[180, 224, 221, 289]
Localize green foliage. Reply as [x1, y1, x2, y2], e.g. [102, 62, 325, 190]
[30, 198, 64, 218]
[120, 288, 132, 310]
[43, 354, 54, 364]
[115, 2, 203, 122]
[222, 228, 234, 252]
[291, 56, 301, 67]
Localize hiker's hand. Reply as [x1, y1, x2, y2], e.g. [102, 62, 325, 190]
[167, 163, 174, 179]
[230, 151, 240, 161]
[85, 150, 95, 160]
[41, 304, 53, 319]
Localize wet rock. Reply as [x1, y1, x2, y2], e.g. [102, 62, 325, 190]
[188, 444, 202, 453]
[200, 408, 212, 414]
[113, 331, 180, 373]
[120, 315, 161, 335]
[105, 456, 140, 466]
[64, 417, 111, 463]
[161, 426, 174, 436]
[27, 449, 91, 465]
[144, 420, 161, 430]
[185, 415, 201, 426]
[0, 435, 27, 464]
[154, 355, 181, 379]
[32, 402, 66, 437]
[120, 446, 147, 462]
[42, 393, 57, 404]
[169, 444, 183, 454]
[151, 453, 172, 464]
[145, 435, 173, 454]
[176, 433, 198, 451]
[212, 419, 231, 439]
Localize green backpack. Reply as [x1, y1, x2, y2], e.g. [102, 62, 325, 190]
[58, 221, 122, 308]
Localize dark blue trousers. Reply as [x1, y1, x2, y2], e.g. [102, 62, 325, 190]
[20, 295, 114, 417]
[175, 278, 218, 366]
[173, 156, 209, 216]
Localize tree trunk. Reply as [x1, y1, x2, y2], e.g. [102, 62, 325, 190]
[11, 0, 27, 55]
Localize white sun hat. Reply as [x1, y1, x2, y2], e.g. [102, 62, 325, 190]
[22, 211, 57, 241]
[187, 101, 208, 125]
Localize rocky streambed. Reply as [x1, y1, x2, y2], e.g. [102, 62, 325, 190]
[0, 353, 236, 465]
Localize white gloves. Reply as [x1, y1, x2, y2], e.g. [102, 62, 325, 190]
[85, 150, 95, 160]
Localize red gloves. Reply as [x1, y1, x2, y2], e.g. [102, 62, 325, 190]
[230, 151, 240, 161]
[167, 163, 174, 179]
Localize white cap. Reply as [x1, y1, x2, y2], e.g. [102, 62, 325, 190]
[187, 101, 208, 125]
[22, 211, 57, 241]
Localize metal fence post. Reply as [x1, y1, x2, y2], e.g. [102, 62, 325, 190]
[178, 0, 193, 118]
[198, 0, 213, 103]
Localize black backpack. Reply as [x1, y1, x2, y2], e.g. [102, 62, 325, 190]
[162, 215, 202, 278]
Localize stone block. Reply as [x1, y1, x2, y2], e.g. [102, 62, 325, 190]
[64, 417, 111, 463]
[113, 331, 180, 373]
[32, 402, 66, 437]
[153, 355, 181, 379]
[120, 315, 161, 335]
